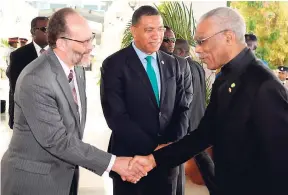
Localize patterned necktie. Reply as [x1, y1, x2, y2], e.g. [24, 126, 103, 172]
[68, 70, 78, 105]
[145, 56, 159, 106]
[40, 48, 46, 54]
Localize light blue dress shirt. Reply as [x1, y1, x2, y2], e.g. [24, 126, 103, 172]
[132, 42, 161, 98]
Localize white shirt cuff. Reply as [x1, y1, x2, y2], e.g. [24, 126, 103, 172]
[106, 155, 116, 173]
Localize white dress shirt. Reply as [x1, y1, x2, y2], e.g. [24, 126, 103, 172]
[33, 41, 49, 57]
[55, 53, 116, 173]
[55, 55, 82, 121]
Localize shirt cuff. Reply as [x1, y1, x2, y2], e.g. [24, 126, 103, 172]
[106, 154, 116, 173]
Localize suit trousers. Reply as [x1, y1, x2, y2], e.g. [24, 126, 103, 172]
[112, 167, 179, 195]
[194, 151, 218, 195]
[176, 164, 185, 195]
[69, 167, 79, 195]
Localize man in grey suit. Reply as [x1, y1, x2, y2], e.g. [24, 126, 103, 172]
[1, 8, 146, 195]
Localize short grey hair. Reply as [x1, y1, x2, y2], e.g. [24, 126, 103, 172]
[199, 7, 246, 44]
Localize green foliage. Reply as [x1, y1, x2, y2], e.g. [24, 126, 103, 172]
[0, 39, 9, 48]
[205, 73, 213, 108]
[230, 1, 288, 67]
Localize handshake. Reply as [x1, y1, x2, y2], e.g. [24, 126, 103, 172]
[111, 143, 170, 184]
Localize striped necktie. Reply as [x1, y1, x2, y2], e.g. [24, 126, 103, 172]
[68, 70, 78, 105]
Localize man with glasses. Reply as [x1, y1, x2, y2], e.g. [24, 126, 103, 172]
[174, 38, 217, 195]
[160, 26, 176, 54]
[130, 7, 288, 195]
[1, 8, 145, 195]
[6, 16, 49, 129]
[100, 5, 190, 195]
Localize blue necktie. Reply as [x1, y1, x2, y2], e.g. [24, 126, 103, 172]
[145, 56, 159, 106]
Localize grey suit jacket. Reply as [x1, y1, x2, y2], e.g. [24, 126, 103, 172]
[1, 48, 112, 195]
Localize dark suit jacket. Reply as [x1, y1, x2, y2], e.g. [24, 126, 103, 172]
[153, 49, 288, 195]
[101, 44, 189, 157]
[173, 55, 193, 107]
[186, 57, 206, 131]
[6, 42, 38, 128]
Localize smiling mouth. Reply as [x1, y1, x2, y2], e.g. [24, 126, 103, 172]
[150, 42, 160, 46]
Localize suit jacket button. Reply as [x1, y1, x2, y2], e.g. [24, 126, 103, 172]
[159, 112, 162, 117]
[157, 133, 161, 137]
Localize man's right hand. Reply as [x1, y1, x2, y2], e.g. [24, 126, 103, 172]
[111, 157, 147, 184]
[128, 154, 156, 174]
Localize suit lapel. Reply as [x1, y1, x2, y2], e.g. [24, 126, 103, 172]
[29, 43, 38, 59]
[157, 52, 166, 108]
[45, 49, 81, 133]
[126, 45, 159, 108]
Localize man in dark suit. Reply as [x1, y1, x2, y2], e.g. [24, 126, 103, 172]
[130, 7, 288, 195]
[100, 5, 190, 195]
[6, 16, 49, 129]
[1, 8, 144, 195]
[173, 38, 217, 194]
[160, 27, 193, 195]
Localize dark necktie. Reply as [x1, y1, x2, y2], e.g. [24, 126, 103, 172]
[68, 70, 78, 105]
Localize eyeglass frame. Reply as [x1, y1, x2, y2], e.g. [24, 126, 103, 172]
[163, 37, 176, 43]
[34, 27, 48, 33]
[60, 33, 96, 45]
[195, 29, 228, 46]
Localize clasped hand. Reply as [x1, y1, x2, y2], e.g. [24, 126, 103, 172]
[111, 155, 156, 184]
[112, 143, 171, 183]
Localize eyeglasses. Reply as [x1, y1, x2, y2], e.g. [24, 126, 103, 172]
[163, 37, 176, 43]
[195, 29, 227, 45]
[60, 33, 96, 45]
[34, 27, 47, 33]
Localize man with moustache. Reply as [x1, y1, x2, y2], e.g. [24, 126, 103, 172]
[1, 8, 145, 195]
[130, 7, 288, 195]
[100, 5, 190, 195]
[160, 29, 216, 194]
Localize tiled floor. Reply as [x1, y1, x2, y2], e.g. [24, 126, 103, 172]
[0, 72, 209, 195]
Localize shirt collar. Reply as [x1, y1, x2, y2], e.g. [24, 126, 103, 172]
[33, 41, 49, 56]
[54, 53, 73, 78]
[221, 47, 249, 76]
[132, 42, 157, 60]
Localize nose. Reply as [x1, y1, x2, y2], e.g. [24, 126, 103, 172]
[152, 29, 163, 40]
[168, 41, 174, 46]
[195, 44, 202, 54]
[86, 41, 93, 51]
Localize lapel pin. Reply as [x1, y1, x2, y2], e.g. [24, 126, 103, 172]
[161, 60, 164, 64]
[229, 87, 232, 93]
[231, 83, 236, 88]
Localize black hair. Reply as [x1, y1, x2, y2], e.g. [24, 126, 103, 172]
[132, 5, 160, 26]
[245, 33, 257, 42]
